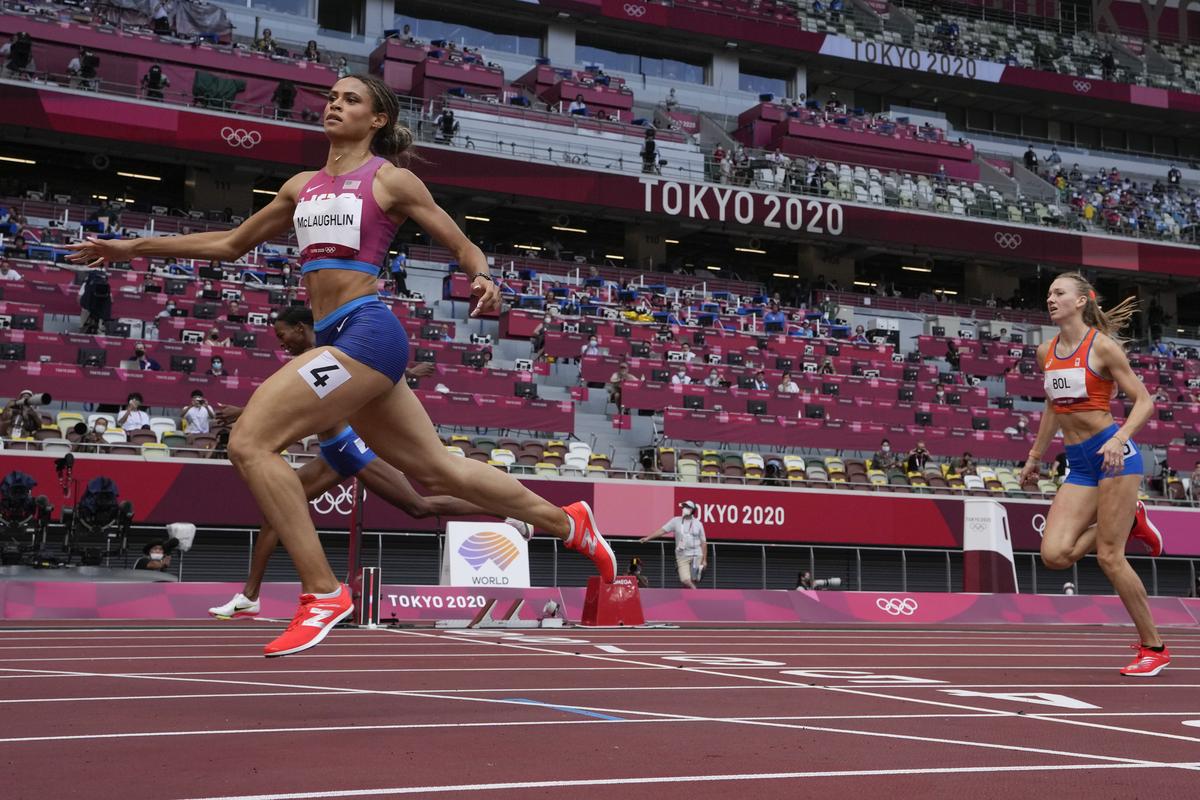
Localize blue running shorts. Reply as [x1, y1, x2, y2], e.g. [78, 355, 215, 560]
[1063, 423, 1144, 487]
[313, 295, 410, 384]
[318, 426, 377, 478]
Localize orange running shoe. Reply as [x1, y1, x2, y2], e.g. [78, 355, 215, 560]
[1129, 501, 1164, 557]
[1120, 643, 1170, 677]
[562, 501, 616, 583]
[264, 584, 353, 658]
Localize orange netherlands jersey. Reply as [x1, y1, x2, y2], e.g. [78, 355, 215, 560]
[1043, 328, 1115, 413]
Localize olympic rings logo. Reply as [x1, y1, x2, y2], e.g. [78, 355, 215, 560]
[1031, 513, 1047, 537]
[876, 597, 919, 616]
[310, 483, 357, 516]
[623, 3, 647, 16]
[220, 126, 262, 149]
[1072, 80, 1092, 93]
[994, 232, 1023, 249]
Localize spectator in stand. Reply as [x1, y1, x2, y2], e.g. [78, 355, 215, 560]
[0, 263, 20, 280]
[207, 357, 226, 377]
[703, 367, 723, 387]
[580, 335, 602, 358]
[135, 539, 174, 571]
[1190, 461, 1200, 500]
[852, 324, 868, 344]
[946, 339, 961, 371]
[1100, 51, 1116, 81]
[679, 342, 696, 362]
[763, 303, 787, 330]
[627, 556, 650, 588]
[607, 361, 640, 411]
[0, 390, 43, 439]
[389, 246, 409, 294]
[1023, 145, 1039, 172]
[76, 418, 108, 452]
[670, 364, 692, 385]
[750, 370, 769, 391]
[255, 28, 278, 55]
[956, 451, 976, 475]
[141, 63, 170, 101]
[225, 300, 246, 323]
[207, 327, 232, 347]
[117, 392, 150, 432]
[400, 24, 416, 43]
[640, 128, 658, 175]
[433, 108, 459, 145]
[778, 371, 799, 394]
[664, 87, 679, 109]
[303, 40, 321, 63]
[132, 344, 160, 371]
[335, 56, 350, 78]
[906, 440, 930, 473]
[67, 47, 100, 91]
[872, 438, 897, 473]
[639, 500, 707, 589]
[151, 0, 172, 36]
[1046, 147, 1062, 167]
[1167, 165, 1182, 188]
[819, 357, 835, 375]
[182, 390, 215, 434]
[712, 145, 726, 182]
[2, 32, 35, 79]
[568, 94, 588, 115]
[829, 0, 844, 21]
[1069, 163, 1083, 181]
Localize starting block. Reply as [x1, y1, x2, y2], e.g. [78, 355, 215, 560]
[580, 576, 645, 626]
[435, 597, 564, 629]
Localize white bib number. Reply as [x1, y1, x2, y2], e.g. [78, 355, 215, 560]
[300, 350, 351, 399]
[1044, 367, 1087, 404]
[293, 193, 364, 254]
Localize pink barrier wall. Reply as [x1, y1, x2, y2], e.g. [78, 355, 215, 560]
[3, 582, 1197, 626]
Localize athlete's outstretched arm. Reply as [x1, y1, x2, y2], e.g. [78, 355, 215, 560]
[65, 171, 313, 267]
[242, 459, 343, 600]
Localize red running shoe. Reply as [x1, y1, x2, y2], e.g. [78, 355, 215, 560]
[1120, 643, 1170, 677]
[264, 584, 353, 658]
[562, 501, 616, 583]
[1129, 500, 1164, 557]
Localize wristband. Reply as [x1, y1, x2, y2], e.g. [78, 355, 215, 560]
[470, 272, 493, 283]
[1027, 451, 1042, 462]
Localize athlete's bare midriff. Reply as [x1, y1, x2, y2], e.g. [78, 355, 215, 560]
[303, 270, 379, 320]
[1054, 407, 1116, 445]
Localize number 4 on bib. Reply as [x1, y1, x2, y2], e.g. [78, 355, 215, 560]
[300, 350, 351, 399]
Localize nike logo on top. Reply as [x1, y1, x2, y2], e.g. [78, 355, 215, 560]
[336, 318, 348, 334]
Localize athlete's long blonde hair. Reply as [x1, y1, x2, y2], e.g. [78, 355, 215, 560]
[1054, 271, 1139, 345]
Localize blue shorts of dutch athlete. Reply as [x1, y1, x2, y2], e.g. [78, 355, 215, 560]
[318, 426, 377, 478]
[1063, 422, 1145, 487]
[313, 294, 410, 384]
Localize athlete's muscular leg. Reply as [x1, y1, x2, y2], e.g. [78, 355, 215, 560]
[1040, 483, 1100, 570]
[1096, 474, 1161, 647]
[241, 459, 344, 601]
[357, 458, 503, 520]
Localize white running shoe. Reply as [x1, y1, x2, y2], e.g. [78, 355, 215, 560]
[505, 517, 533, 541]
[208, 593, 261, 620]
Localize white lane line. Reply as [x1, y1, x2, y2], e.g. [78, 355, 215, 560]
[170, 762, 1200, 800]
[391, 628, 1200, 751]
[6, 641, 1199, 651]
[0, 690, 356, 704]
[1, 665, 1188, 775]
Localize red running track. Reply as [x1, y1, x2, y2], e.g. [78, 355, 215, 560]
[1, 621, 1199, 799]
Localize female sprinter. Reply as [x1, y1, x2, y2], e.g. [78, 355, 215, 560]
[1018, 272, 1167, 676]
[207, 306, 532, 620]
[68, 74, 616, 657]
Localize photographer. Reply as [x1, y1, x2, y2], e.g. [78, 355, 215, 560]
[906, 440, 931, 474]
[67, 46, 100, 91]
[117, 392, 150, 432]
[134, 538, 177, 571]
[626, 556, 650, 588]
[181, 390, 214, 434]
[79, 269, 112, 335]
[638, 500, 707, 589]
[1, 390, 45, 438]
[75, 418, 109, 453]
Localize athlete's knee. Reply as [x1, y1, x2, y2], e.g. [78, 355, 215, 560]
[1096, 547, 1127, 575]
[1040, 549, 1074, 570]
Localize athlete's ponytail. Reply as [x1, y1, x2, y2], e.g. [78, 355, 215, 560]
[346, 73, 416, 166]
[1058, 271, 1139, 344]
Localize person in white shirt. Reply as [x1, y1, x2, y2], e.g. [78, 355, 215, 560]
[580, 336, 602, 358]
[117, 392, 150, 432]
[670, 365, 692, 385]
[678, 342, 696, 362]
[568, 94, 588, 115]
[182, 390, 215, 434]
[0, 265, 20, 280]
[703, 368, 722, 387]
[778, 371, 800, 394]
[639, 500, 707, 588]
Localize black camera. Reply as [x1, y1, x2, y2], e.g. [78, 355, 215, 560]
[13, 391, 51, 408]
